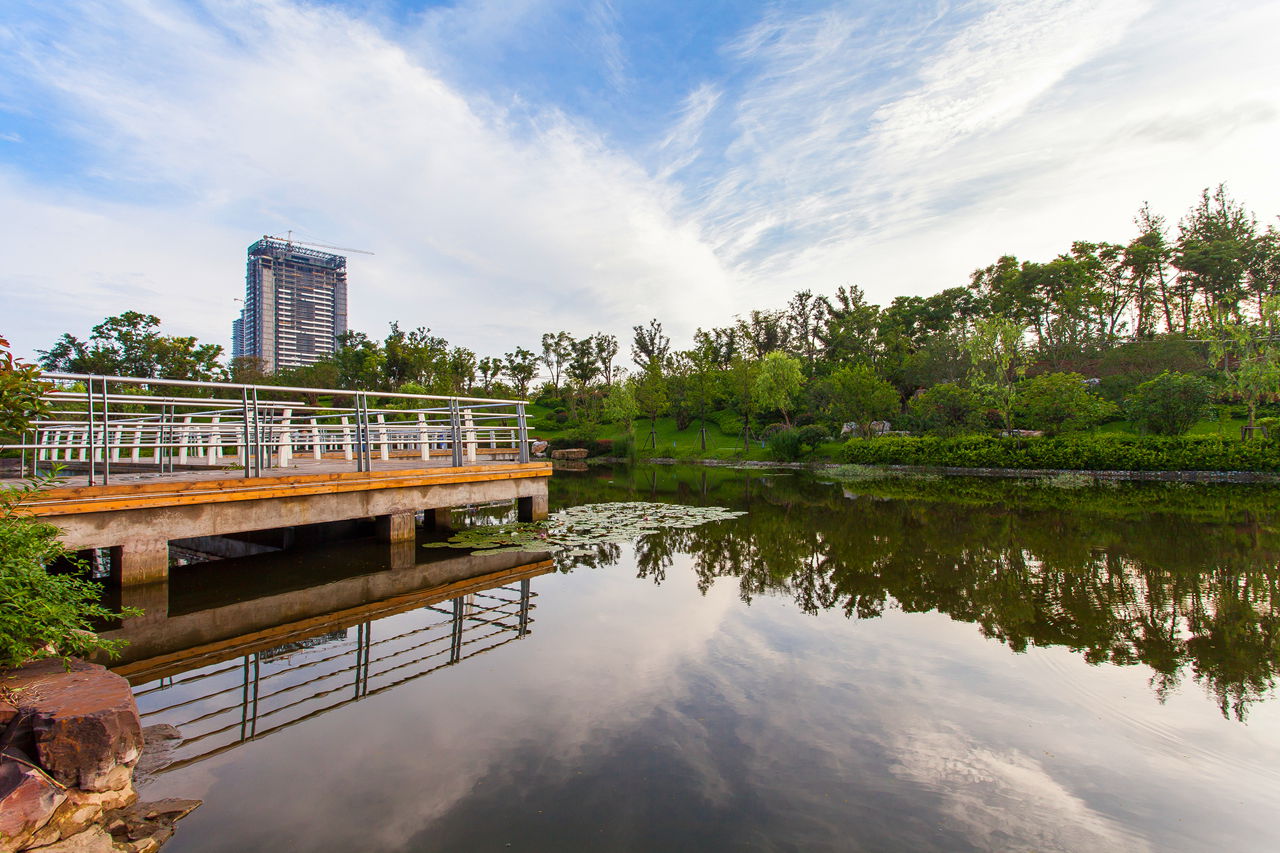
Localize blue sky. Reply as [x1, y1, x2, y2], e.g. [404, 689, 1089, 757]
[2, 0, 1279, 362]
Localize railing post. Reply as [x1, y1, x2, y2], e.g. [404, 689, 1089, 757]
[417, 412, 429, 461]
[278, 408, 293, 467]
[100, 376, 111, 484]
[86, 377, 96, 486]
[241, 388, 252, 479]
[251, 388, 263, 476]
[463, 408, 476, 464]
[311, 418, 322, 461]
[449, 399, 463, 468]
[517, 404, 529, 463]
[376, 413, 389, 461]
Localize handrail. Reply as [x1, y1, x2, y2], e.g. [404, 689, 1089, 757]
[7, 372, 535, 483]
[38, 372, 528, 406]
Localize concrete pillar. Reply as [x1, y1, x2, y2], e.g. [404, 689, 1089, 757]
[112, 540, 170, 586]
[427, 507, 454, 531]
[517, 494, 548, 522]
[119, 581, 169, 623]
[388, 538, 416, 571]
[376, 510, 416, 543]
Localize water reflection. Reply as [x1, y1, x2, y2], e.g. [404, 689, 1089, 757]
[98, 544, 553, 774]
[555, 466, 1280, 720]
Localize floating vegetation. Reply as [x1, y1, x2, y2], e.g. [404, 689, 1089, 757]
[422, 501, 747, 556]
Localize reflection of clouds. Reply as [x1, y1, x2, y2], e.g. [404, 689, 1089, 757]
[888, 725, 1147, 853]
[153, 548, 741, 852]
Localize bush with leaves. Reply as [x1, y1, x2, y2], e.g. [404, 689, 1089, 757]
[1013, 372, 1118, 435]
[0, 479, 134, 669]
[905, 383, 982, 437]
[1125, 371, 1214, 436]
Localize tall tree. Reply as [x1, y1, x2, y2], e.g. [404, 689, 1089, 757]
[816, 286, 879, 368]
[1176, 184, 1258, 327]
[786, 290, 825, 371]
[631, 319, 670, 371]
[964, 316, 1027, 433]
[754, 352, 803, 427]
[39, 312, 225, 381]
[502, 347, 539, 399]
[476, 356, 502, 394]
[736, 309, 790, 359]
[540, 331, 573, 395]
[593, 333, 620, 386]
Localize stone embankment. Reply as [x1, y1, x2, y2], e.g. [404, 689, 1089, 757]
[0, 660, 199, 852]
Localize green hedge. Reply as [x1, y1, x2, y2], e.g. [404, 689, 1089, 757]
[838, 435, 1280, 472]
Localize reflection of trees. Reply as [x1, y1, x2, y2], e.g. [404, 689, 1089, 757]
[551, 465, 1280, 720]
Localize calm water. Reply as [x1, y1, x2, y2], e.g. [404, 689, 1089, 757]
[119, 465, 1280, 852]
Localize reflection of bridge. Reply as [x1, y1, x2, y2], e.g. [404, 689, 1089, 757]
[2, 373, 550, 585]
[101, 552, 554, 774]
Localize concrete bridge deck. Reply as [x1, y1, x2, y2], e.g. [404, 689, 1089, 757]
[5, 373, 552, 585]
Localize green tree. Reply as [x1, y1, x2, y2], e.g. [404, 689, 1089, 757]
[1125, 372, 1213, 436]
[633, 366, 669, 449]
[1207, 295, 1280, 435]
[502, 347, 539, 399]
[40, 311, 225, 380]
[631, 319, 670, 371]
[540, 331, 573, 394]
[1013, 372, 1116, 435]
[964, 316, 1027, 433]
[754, 351, 803, 427]
[0, 336, 49, 442]
[906, 383, 982, 437]
[815, 365, 899, 438]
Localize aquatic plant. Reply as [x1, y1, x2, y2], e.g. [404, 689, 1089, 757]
[422, 501, 746, 557]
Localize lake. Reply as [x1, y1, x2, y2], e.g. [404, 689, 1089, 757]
[117, 464, 1280, 852]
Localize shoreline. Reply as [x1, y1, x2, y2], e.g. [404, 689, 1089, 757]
[587, 456, 1280, 484]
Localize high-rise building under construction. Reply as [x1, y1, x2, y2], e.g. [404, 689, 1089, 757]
[232, 236, 349, 373]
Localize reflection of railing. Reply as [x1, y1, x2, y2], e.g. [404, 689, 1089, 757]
[6, 372, 532, 484]
[132, 581, 534, 774]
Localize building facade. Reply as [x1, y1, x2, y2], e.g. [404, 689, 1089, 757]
[233, 236, 348, 373]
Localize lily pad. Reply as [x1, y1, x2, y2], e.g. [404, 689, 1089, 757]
[421, 501, 747, 558]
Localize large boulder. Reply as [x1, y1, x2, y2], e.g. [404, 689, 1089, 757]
[549, 448, 589, 460]
[2, 660, 142, 793]
[0, 751, 67, 848]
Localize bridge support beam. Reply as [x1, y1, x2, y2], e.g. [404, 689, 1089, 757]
[113, 540, 170, 586]
[376, 511, 416, 543]
[517, 494, 548, 522]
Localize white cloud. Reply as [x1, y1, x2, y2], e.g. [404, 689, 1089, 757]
[670, 0, 1280, 310]
[0, 0, 735, 358]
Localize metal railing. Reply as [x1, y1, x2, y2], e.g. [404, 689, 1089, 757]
[130, 581, 535, 774]
[7, 373, 532, 484]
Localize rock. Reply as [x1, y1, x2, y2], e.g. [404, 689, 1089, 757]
[3, 660, 142, 792]
[530, 441, 549, 457]
[135, 799, 200, 822]
[549, 448, 589, 460]
[0, 750, 66, 851]
[29, 825, 117, 853]
[28, 785, 139, 847]
[130, 727, 182, 788]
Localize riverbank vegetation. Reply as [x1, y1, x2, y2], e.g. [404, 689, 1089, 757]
[33, 184, 1280, 470]
[0, 337, 131, 669]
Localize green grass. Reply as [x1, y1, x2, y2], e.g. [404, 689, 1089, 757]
[530, 414, 780, 461]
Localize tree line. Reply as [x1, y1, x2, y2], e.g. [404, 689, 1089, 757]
[34, 184, 1280, 445]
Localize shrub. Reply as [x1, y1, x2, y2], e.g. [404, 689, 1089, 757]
[0, 480, 133, 669]
[767, 425, 831, 461]
[1013, 372, 1117, 435]
[547, 431, 613, 457]
[838, 434, 1280, 472]
[1125, 371, 1214, 436]
[713, 410, 744, 437]
[905, 383, 982, 437]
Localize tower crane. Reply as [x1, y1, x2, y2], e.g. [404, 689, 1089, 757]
[264, 231, 374, 255]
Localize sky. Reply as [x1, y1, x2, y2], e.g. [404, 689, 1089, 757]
[2, 0, 1278, 363]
